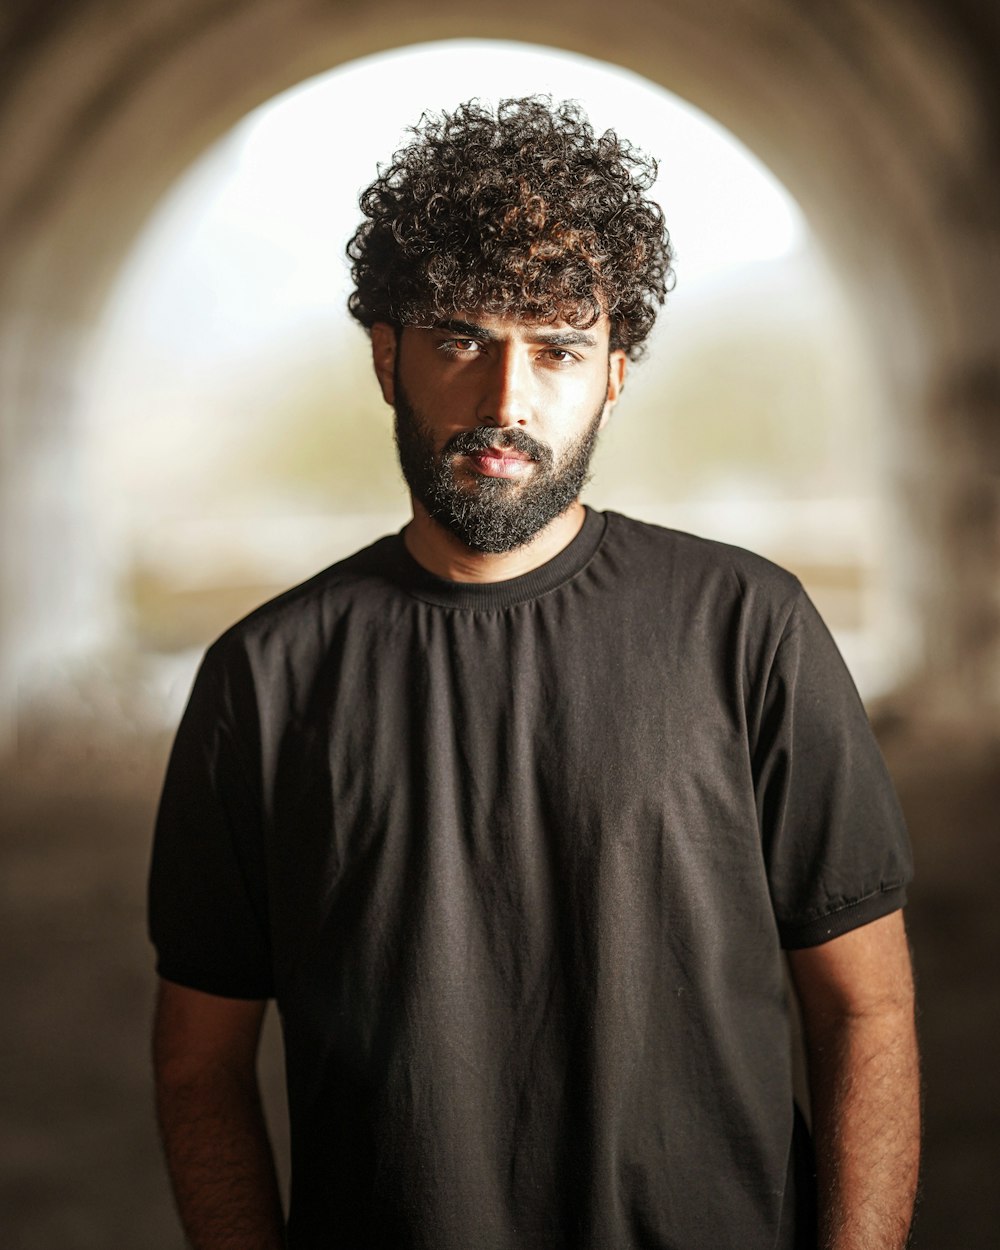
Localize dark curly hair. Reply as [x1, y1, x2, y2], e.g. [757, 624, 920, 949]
[346, 96, 674, 360]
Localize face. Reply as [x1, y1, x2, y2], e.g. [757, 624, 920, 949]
[371, 311, 627, 554]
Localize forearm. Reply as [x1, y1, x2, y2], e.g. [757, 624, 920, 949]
[155, 1064, 285, 1250]
[804, 1003, 920, 1250]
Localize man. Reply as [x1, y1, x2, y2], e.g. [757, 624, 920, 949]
[149, 97, 919, 1249]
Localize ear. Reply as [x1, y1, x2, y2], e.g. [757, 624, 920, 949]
[599, 350, 628, 428]
[370, 322, 398, 404]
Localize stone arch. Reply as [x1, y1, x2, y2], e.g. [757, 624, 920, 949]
[2, 0, 998, 741]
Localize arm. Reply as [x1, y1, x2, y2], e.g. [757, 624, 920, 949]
[152, 978, 285, 1250]
[788, 910, 920, 1250]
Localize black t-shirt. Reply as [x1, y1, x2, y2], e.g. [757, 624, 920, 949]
[149, 508, 912, 1249]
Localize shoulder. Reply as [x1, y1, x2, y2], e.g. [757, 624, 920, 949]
[202, 529, 405, 674]
[600, 510, 803, 625]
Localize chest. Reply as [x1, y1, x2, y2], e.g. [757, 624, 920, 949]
[262, 602, 757, 858]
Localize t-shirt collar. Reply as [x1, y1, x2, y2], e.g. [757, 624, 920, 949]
[392, 506, 606, 610]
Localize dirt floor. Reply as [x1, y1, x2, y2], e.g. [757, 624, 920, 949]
[1, 712, 998, 1248]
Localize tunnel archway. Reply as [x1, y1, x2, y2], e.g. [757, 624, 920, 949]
[2, 0, 999, 742]
[4, 10, 1000, 1246]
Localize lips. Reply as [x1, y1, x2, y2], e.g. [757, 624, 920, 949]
[467, 447, 535, 478]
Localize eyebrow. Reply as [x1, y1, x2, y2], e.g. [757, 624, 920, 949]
[530, 329, 600, 348]
[433, 318, 599, 349]
[433, 318, 500, 342]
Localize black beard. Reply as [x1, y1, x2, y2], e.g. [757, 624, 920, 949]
[392, 376, 605, 555]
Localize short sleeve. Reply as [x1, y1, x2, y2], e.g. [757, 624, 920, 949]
[752, 588, 913, 949]
[147, 637, 274, 998]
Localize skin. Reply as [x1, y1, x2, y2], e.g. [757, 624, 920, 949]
[788, 911, 920, 1249]
[370, 311, 627, 582]
[153, 982, 284, 1249]
[153, 307, 919, 1247]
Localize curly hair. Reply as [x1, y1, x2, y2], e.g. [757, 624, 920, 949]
[346, 96, 674, 360]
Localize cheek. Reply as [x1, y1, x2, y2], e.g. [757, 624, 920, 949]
[408, 370, 470, 418]
[544, 370, 608, 422]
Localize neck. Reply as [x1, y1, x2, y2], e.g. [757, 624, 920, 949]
[403, 499, 587, 583]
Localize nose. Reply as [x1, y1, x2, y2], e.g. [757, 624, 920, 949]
[476, 345, 533, 427]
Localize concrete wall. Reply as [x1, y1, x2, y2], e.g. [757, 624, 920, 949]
[1, 0, 999, 739]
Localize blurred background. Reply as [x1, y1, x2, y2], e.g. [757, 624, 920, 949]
[1, 3, 998, 1246]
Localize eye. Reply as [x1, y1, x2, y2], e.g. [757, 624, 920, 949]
[438, 337, 482, 357]
[541, 348, 577, 365]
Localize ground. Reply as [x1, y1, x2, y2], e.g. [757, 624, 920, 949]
[1, 711, 997, 1247]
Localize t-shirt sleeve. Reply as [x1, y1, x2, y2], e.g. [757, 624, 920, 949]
[148, 637, 274, 998]
[752, 586, 913, 949]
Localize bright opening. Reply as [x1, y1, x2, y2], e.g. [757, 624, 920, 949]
[81, 39, 897, 723]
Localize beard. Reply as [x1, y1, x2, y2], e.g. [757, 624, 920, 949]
[392, 376, 606, 555]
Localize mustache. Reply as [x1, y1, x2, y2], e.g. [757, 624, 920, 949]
[442, 426, 553, 465]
